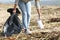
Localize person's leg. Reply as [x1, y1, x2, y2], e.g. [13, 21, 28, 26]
[18, 1, 27, 29]
[25, 1, 31, 29]
[18, 1, 32, 34]
[24, 2, 32, 34]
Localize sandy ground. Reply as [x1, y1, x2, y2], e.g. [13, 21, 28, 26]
[0, 4, 60, 40]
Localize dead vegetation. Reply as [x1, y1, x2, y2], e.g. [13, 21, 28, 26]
[0, 4, 60, 40]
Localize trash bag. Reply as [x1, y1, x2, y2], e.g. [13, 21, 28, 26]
[2, 8, 22, 36]
[7, 8, 20, 16]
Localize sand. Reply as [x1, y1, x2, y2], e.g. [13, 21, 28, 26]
[0, 4, 60, 40]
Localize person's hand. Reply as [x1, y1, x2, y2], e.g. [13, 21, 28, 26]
[13, 9, 16, 14]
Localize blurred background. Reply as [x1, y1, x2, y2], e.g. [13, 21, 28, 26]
[0, 0, 60, 5]
[0, 0, 60, 40]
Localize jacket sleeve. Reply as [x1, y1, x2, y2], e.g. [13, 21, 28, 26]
[35, 0, 40, 9]
[15, 0, 19, 4]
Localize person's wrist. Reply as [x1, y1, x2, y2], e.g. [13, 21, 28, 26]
[14, 7, 16, 10]
[13, 9, 16, 13]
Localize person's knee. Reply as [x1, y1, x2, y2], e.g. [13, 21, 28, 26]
[22, 11, 28, 16]
[27, 12, 31, 17]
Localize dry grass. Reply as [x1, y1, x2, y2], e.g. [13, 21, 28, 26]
[0, 4, 60, 40]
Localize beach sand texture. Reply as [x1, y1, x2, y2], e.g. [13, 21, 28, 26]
[0, 4, 60, 40]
